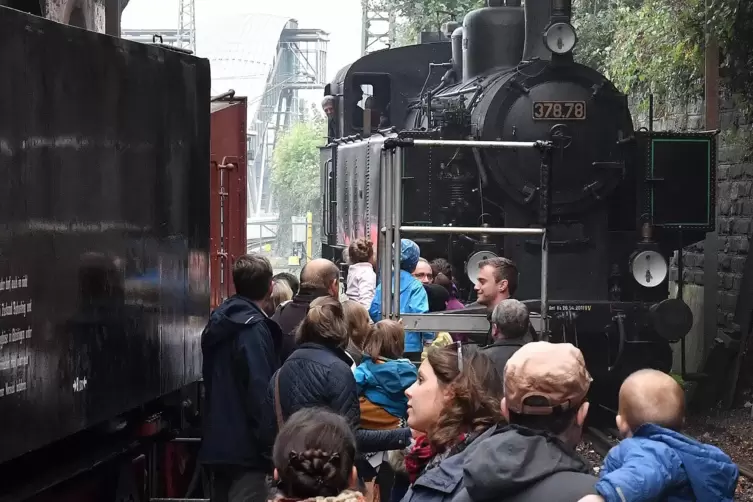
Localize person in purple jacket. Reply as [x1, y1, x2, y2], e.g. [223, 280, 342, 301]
[430, 258, 465, 310]
[430, 258, 467, 342]
[581, 369, 739, 502]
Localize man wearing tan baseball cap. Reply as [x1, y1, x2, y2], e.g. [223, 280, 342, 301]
[455, 342, 600, 501]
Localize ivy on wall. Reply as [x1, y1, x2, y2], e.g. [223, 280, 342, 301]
[574, 0, 753, 112]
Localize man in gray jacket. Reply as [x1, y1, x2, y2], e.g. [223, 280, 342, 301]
[480, 299, 531, 377]
[401, 342, 599, 502]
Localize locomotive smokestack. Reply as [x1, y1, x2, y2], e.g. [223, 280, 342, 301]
[523, 0, 574, 61]
[551, 0, 572, 17]
[523, 0, 553, 61]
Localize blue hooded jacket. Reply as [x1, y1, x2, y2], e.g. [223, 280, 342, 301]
[595, 423, 739, 502]
[369, 239, 431, 352]
[354, 355, 417, 418]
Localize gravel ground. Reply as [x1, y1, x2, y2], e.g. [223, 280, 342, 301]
[577, 406, 753, 500]
[684, 407, 753, 500]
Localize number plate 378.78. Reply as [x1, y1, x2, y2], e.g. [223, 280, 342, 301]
[532, 101, 586, 120]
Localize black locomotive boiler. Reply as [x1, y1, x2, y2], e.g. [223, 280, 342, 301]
[321, 0, 717, 412]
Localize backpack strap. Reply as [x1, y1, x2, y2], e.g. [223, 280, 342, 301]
[274, 370, 284, 429]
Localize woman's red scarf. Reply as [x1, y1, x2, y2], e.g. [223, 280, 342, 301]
[404, 434, 434, 484]
[403, 432, 468, 484]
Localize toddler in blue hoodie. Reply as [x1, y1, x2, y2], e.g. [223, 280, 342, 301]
[355, 319, 418, 430]
[580, 369, 738, 502]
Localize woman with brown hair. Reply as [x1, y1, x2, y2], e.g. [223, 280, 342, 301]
[267, 296, 413, 456]
[342, 300, 372, 366]
[391, 344, 504, 501]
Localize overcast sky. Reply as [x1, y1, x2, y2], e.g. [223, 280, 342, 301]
[121, 0, 363, 83]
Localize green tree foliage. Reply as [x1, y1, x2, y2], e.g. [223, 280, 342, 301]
[585, 0, 705, 106]
[377, 0, 484, 45]
[270, 111, 326, 256]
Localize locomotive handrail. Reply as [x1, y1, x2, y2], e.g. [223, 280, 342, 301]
[383, 137, 553, 151]
[398, 312, 543, 335]
[378, 140, 551, 339]
[399, 226, 545, 235]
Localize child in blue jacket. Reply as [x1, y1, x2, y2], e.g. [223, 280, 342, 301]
[354, 319, 418, 496]
[355, 319, 418, 430]
[580, 369, 739, 502]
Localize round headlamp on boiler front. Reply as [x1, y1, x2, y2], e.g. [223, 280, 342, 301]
[628, 249, 668, 288]
[543, 22, 577, 55]
[466, 250, 498, 285]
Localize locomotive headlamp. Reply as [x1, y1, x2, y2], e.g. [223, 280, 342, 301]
[543, 22, 577, 55]
[629, 249, 668, 288]
[466, 250, 498, 285]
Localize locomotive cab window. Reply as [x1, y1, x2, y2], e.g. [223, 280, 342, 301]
[349, 73, 391, 134]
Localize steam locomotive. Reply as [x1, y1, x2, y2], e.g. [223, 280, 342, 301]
[320, 0, 717, 411]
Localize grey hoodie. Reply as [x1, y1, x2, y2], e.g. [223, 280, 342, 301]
[461, 425, 598, 501]
[401, 425, 598, 502]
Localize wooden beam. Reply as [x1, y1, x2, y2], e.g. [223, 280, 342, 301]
[702, 0, 722, 402]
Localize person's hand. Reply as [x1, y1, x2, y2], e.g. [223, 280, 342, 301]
[577, 496, 605, 502]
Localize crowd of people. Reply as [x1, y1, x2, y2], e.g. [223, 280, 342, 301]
[199, 238, 741, 502]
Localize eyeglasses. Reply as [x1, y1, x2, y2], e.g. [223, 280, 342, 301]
[456, 340, 463, 373]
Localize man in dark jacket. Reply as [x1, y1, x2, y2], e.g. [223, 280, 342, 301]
[200, 253, 282, 502]
[461, 342, 598, 501]
[480, 299, 530, 377]
[271, 258, 339, 362]
[400, 342, 598, 502]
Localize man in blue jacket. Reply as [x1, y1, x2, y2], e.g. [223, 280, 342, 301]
[200, 253, 282, 502]
[369, 239, 430, 357]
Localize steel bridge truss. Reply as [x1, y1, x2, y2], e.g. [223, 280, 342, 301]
[361, 0, 396, 55]
[248, 23, 328, 218]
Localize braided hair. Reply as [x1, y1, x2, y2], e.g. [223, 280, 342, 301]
[273, 408, 357, 499]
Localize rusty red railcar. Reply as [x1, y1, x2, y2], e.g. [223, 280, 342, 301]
[209, 95, 248, 310]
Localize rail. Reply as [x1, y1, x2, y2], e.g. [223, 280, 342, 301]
[377, 138, 553, 337]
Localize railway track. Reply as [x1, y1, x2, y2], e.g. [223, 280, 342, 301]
[584, 427, 753, 480]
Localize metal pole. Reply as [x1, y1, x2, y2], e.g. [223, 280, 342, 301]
[407, 139, 545, 149]
[378, 150, 386, 316]
[392, 148, 402, 319]
[400, 226, 545, 236]
[540, 232, 549, 340]
[380, 150, 393, 320]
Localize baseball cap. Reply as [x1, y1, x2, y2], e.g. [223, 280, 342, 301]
[504, 341, 592, 416]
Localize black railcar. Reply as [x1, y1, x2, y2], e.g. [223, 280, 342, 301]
[0, 6, 210, 496]
[321, 0, 717, 412]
